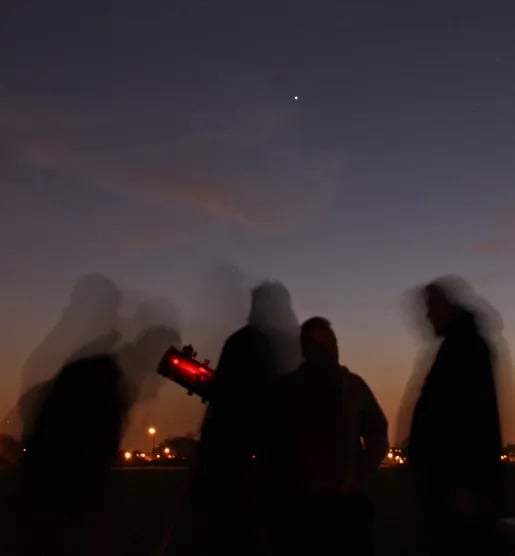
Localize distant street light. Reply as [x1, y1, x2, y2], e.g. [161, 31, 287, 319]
[148, 426, 157, 456]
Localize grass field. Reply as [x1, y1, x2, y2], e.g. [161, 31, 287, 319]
[0, 467, 514, 555]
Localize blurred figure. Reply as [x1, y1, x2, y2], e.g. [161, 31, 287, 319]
[192, 281, 301, 556]
[117, 296, 182, 448]
[131, 296, 181, 339]
[395, 286, 441, 449]
[189, 262, 250, 365]
[15, 355, 128, 556]
[14, 274, 123, 442]
[21, 274, 122, 393]
[118, 324, 182, 448]
[247, 281, 301, 375]
[121, 325, 182, 407]
[264, 317, 388, 556]
[407, 277, 504, 555]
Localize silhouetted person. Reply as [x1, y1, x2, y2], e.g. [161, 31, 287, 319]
[192, 282, 301, 556]
[264, 317, 388, 556]
[15, 355, 128, 556]
[407, 279, 503, 555]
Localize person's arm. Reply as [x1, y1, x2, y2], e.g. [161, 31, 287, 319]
[359, 378, 389, 473]
[452, 339, 502, 480]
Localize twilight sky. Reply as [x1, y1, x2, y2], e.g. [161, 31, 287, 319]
[2, 0, 515, 447]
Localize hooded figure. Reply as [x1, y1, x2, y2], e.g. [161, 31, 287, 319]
[408, 277, 503, 555]
[192, 282, 301, 556]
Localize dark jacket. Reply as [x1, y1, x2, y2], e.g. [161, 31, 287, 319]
[408, 310, 502, 494]
[264, 362, 388, 497]
[193, 325, 277, 503]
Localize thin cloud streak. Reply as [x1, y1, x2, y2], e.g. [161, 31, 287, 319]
[1, 95, 346, 233]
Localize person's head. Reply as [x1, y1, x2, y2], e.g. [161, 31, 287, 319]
[300, 317, 338, 365]
[69, 274, 122, 327]
[25, 355, 127, 452]
[248, 281, 298, 332]
[423, 281, 461, 337]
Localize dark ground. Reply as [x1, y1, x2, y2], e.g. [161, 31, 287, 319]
[0, 467, 514, 556]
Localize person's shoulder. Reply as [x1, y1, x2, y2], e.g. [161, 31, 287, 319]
[341, 366, 364, 383]
[457, 328, 492, 361]
[219, 326, 254, 353]
[341, 367, 374, 394]
[226, 325, 266, 345]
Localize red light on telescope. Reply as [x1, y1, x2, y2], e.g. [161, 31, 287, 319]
[157, 346, 214, 401]
[169, 356, 212, 380]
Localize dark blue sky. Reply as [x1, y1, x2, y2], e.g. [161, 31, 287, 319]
[2, 0, 515, 445]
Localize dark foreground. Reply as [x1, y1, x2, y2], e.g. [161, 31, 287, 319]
[1, 467, 514, 556]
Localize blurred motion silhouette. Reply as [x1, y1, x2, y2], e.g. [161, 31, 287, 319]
[395, 287, 442, 449]
[264, 317, 388, 556]
[120, 325, 182, 407]
[406, 277, 506, 555]
[14, 355, 128, 556]
[132, 296, 181, 338]
[397, 277, 515, 449]
[191, 281, 301, 555]
[14, 274, 123, 444]
[117, 296, 182, 448]
[190, 262, 250, 365]
[21, 274, 122, 392]
[119, 297, 182, 405]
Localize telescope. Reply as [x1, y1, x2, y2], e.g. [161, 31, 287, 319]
[157, 344, 214, 402]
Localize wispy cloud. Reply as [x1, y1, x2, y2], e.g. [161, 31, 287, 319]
[1, 94, 345, 233]
[474, 203, 515, 256]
